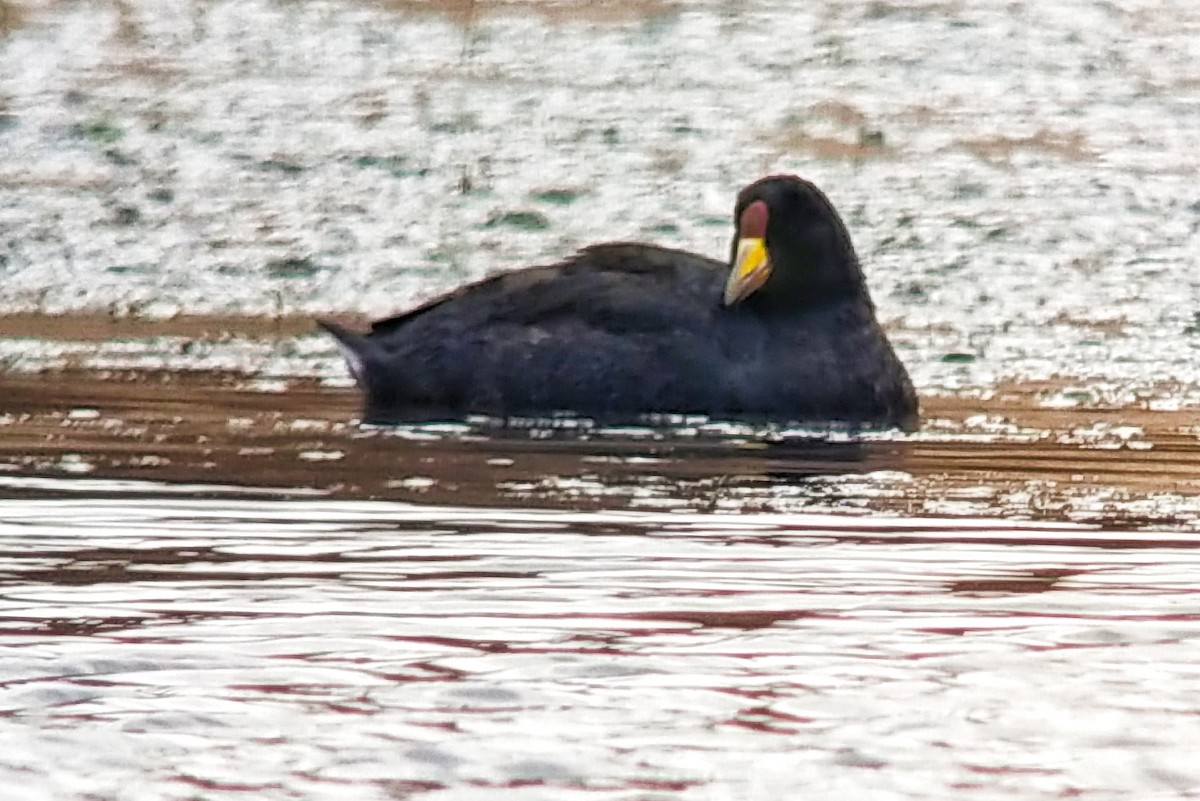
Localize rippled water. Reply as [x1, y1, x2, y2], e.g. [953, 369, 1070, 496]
[3, 0, 1200, 798]
[4, 487, 1200, 801]
[2, 0, 1199, 400]
[2, 372, 1200, 799]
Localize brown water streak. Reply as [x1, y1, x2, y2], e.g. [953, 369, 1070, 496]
[2, 368, 1200, 525]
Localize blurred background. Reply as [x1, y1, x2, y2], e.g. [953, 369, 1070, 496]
[2, 0, 1198, 403]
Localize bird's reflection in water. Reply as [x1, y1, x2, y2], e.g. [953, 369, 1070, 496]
[360, 417, 915, 511]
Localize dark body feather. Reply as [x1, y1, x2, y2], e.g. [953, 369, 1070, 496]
[320, 176, 918, 429]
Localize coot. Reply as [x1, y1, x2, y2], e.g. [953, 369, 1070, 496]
[319, 175, 918, 429]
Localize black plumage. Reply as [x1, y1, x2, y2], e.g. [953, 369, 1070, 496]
[319, 175, 918, 429]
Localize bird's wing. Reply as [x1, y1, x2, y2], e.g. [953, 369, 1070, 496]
[368, 243, 725, 337]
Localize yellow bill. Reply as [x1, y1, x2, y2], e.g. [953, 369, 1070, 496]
[723, 237, 771, 306]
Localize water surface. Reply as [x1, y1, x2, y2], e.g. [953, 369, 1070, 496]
[3, 372, 1200, 800]
[3, 1, 1200, 798]
[4, 482, 1200, 801]
[2, 0, 1199, 404]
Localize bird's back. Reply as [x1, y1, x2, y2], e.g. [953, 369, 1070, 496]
[370, 243, 724, 336]
[342, 244, 727, 418]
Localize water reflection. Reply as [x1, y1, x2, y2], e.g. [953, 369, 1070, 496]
[4, 369, 1200, 531]
[2, 491, 1200, 799]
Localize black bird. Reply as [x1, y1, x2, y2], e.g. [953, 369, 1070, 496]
[319, 175, 918, 429]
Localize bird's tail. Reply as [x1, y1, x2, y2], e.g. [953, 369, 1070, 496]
[316, 319, 373, 388]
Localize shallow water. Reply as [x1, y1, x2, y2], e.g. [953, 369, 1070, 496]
[4, 483, 1200, 800]
[3, 0, 1200, 798]
[5, 371, 1200, 525]
[2, 373, 1200, 799]
[1, 0, 1199, 402]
